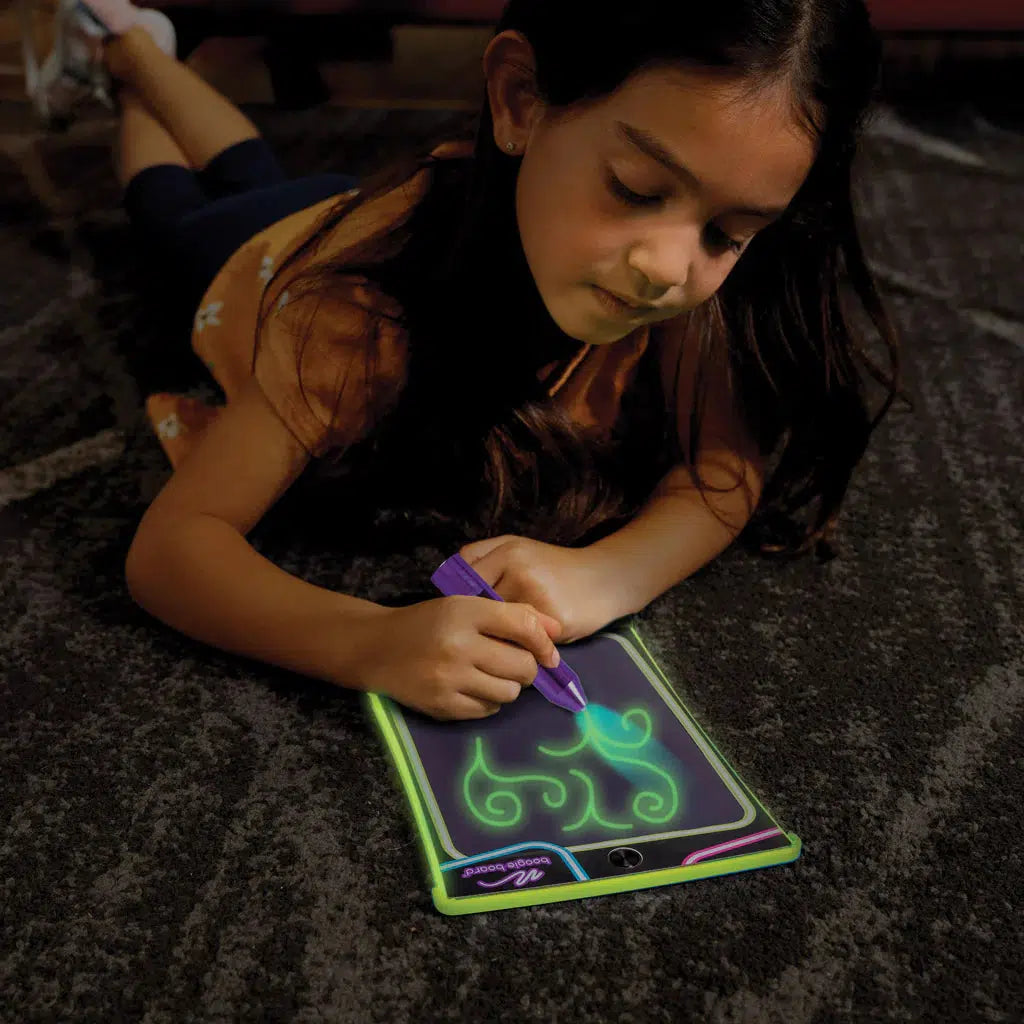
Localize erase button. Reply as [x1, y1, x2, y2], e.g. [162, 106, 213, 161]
[608, 847, 643, 870]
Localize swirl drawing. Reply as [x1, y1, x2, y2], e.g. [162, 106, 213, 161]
[461, 706, 682, 832]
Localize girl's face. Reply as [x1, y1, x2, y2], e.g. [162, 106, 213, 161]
[513, 66, 816, 345]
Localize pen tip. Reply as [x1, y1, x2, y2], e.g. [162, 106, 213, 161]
[567, 681, 586, 709]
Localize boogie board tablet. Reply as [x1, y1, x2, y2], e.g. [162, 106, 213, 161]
[367, 622, 800, 915]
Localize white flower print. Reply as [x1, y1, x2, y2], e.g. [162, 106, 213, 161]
[156, 414, 182, 440]
[194, 300, 223, 333]
[258, 255, 274, 286]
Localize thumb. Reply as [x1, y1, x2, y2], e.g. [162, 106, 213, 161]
[536, 611, 563, 640]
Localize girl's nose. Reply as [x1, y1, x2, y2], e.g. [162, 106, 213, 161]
[626, 224, 698, 299]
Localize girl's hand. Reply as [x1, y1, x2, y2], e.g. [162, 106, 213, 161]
[458, 536, 613, 643]
[355, 597, 562, 720]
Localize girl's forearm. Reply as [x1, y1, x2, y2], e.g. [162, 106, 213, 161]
[584, 458, 760, 620]
[125, 511, 387, 687]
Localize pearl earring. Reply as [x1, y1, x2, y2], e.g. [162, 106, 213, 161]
[505, 142, 516, 153]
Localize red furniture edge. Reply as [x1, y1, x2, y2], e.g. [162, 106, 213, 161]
[148, 1, 1024, 33]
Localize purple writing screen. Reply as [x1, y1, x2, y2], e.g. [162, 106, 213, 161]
[393, 633, 752, 859]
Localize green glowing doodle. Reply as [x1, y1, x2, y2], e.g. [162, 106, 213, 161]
[562, 769, 633, 832]
[540, 707, 680, 825]
[463, 737, 568, 827]
[539, 707, 653, 758]
[461, 706, 682, 832]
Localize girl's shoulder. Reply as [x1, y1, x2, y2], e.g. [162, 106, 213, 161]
[308, 138, 473, 263]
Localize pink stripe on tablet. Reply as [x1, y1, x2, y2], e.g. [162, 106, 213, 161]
[682, 828, 783, 866]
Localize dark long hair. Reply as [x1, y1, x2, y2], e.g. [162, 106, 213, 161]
[259, 0, 902, 556]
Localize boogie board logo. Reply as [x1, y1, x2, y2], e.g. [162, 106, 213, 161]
[461, 856, 551, 889]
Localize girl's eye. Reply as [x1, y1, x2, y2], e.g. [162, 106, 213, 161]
[609, 171, 748, 255]
[607, 172, 661, 207]
[704, 224, 746, 255]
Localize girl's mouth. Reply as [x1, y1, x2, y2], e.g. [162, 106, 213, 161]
[591, 285, 654, 318]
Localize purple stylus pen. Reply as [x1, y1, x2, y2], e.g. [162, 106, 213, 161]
[430, 554, 588, 714]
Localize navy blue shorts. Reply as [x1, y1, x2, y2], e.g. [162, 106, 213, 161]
[123, 137, 358, 321]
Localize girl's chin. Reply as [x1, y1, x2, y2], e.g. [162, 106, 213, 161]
[545, 296, 637, 346]
[564, 320, 638, 347]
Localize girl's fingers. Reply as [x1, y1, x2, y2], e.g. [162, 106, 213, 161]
[450, 694, 503, 720]
[477, 602, 560, 669]
[464, 668, 525, 705]
[472, 640, 538, 689]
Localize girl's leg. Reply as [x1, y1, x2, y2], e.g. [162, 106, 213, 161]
[116, 85, 220, 332]
[111, 36, 354, 314]
[99, 10, 356, 320]
[103, 25, 261, 174]
[117, 84, 355, 320]
[105, 21, 292, 205]
[116, 87, 189, 188]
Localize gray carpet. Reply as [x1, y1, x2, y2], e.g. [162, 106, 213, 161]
[1, 97, 1021, 1023]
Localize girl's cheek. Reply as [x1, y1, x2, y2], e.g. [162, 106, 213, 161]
[691, 263, 732, 307]
[582, 193, 631, 258]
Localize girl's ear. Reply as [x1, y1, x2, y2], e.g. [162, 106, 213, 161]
[482, 30, 545, 155]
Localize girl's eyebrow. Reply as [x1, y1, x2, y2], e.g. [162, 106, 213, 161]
[614, 120, 786, 220]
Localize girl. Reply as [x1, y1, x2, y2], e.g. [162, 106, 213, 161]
[33, 0, 899, 721]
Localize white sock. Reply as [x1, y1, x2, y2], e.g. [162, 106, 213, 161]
[134, 8, 176, 56]
[74, 0, 176, 56]
[75, 0, 141, 37]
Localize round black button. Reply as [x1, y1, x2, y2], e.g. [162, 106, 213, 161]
[608, 847, 643, 869]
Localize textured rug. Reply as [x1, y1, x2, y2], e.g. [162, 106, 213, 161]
[1, 97, 1021, 1023]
